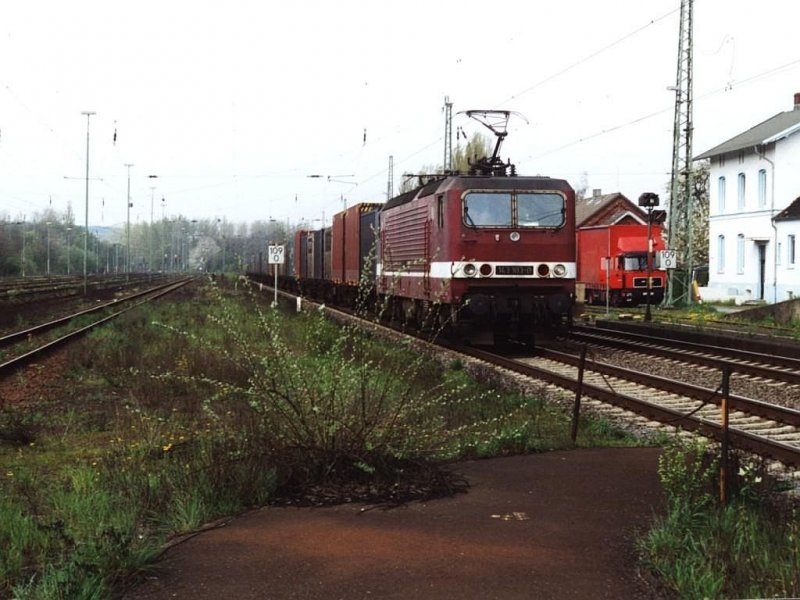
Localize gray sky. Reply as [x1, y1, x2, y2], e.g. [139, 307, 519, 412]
[2, 0, 799, 229]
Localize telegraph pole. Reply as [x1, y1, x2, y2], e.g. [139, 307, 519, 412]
[148, 175, 158, 276]
[82, 111, 95, 295]
[666, 0, 694, 305]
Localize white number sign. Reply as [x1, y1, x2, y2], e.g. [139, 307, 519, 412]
[660, 250, 677, 269]
[268, 245, 285, 265]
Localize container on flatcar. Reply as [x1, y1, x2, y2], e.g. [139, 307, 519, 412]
[294, 230, 311, 279]
[576, 223, 666, 306]
[332, 203, 382, 286]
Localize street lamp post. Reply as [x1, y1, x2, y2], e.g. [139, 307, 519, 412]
[148, 175, 158, 276]
[124, 163, 133, 281]
[66, 227, 72, 275]
[638, 192, 660, 323]
[161, 196, 166, 270]
[46, 221, 51, 275]
[17, 219, 26, 277]
[82, 111, 96, 295]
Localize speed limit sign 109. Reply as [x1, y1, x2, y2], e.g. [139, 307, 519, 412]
[268, 245, 285, 264]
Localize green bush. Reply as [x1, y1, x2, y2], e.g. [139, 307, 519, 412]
[640, 440, 800, 599]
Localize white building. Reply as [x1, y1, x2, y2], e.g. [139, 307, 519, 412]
[695, 93, 800, 304]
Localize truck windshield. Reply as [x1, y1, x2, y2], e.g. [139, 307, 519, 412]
[621, 255, 647, 270]
[463, 191, 565, 228]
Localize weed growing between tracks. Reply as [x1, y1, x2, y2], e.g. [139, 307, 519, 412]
[639, 439, 800, 599]
[0, 280, 636, 598]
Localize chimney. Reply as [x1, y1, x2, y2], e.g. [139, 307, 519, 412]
[592, 188, 602, 199]
[795, 92, 800, 110]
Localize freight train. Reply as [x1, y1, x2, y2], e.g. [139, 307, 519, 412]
[249, 111, 577, 344]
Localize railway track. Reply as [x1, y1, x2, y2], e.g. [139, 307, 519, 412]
[0, 273, 167, 303]
[451, 342, 800, 470]
[568, 322, 800, 385]
[0, 277, 195, 380]
[245, 278, 800, 471]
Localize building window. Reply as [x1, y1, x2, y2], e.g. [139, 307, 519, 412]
[717, 235, 725, 273]
[717, 176, 726, 212]
[758, 169, 767, 207]
[737, 173, 746, 210]
[790, 234, 797, 267]
[736, 234, 745, 274]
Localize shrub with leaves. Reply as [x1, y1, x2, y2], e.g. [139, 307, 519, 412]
[157, 283, 531, 500]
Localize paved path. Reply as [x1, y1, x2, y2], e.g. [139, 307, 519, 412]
[124, 448, 668, 600]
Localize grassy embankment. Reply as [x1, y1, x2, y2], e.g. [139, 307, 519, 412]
[0, 280, 637, 598]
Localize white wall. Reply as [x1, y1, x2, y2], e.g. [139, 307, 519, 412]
[704, 137, 800, 303]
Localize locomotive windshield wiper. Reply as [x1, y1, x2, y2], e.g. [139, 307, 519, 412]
[464, 207, 476, 226]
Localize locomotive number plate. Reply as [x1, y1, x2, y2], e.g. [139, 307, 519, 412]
[496, 265, 534, 275]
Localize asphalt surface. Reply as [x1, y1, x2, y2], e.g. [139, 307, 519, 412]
[123, 448, 668, 600]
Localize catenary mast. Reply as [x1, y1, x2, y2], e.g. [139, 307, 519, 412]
[666, 0, 694, 305]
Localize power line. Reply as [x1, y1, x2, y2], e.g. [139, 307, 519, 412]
[496, 6, 681, 107]
[517, 55, 800, 166]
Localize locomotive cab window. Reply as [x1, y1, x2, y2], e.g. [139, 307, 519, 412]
[464, 192, 512, 227]
[517, 193, 565, 227]
[463, 191, 565, 228]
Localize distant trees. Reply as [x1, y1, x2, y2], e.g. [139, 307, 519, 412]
[0, 209, 297, 277]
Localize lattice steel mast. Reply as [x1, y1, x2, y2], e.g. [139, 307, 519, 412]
[443, 96, 453, 172]
[666, 0, 694, 305]
[387, 155, 394, 199]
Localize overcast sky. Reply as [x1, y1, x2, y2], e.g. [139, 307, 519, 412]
[2, 0, 799, 229]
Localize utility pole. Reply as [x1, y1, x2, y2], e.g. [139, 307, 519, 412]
[82, 111, 96, 295]
[148, 175, 158, 276]
[66, 227, 72, 275]
[666, 0, 694, 306]
[443, 96, 453, 172]
[46, 220, 51, 275]
[124, 163, 133, 281]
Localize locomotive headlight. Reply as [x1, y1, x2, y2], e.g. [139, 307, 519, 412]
[479, 263, 493, 277]
[463, 263, 477, 277]
[553, 263, 567, 277]
[509, 231, 521, 242]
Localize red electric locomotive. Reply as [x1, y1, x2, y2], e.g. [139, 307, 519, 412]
[377, 110, 576, 344]
[378, 175, 575, 344]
